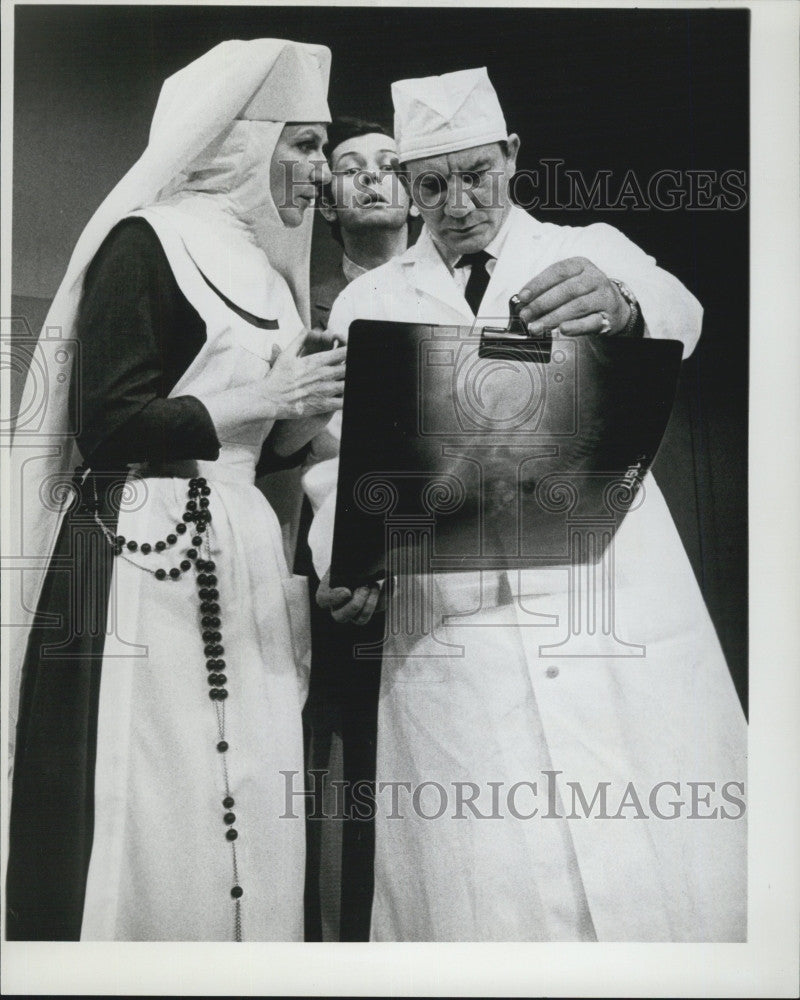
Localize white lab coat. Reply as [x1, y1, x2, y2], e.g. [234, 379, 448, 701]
[315, 206, 746, 942]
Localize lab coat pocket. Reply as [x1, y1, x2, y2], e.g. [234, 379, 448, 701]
[281, 574, 311, 698]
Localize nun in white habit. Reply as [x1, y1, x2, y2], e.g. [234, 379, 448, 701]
[6, 39, 344, 942]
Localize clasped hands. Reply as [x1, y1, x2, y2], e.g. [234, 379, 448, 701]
[265, 329, 347, 420]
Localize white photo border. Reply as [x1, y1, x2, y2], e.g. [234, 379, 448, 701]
[1, 0, 797, 996]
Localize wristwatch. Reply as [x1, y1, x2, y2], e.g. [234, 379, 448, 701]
[612, 279, 644, 337]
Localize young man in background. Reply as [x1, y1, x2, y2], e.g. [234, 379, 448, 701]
[302, 116, 414, 941]
[310, 116, 413, 329]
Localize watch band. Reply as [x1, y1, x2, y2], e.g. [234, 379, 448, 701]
[612, 279, 644, 337]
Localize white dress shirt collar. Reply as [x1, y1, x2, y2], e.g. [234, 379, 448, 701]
[430, 205, 515, 283]
[342, 252, 369, 285]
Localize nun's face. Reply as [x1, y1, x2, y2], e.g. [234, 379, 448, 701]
[270, 123, 331, 227]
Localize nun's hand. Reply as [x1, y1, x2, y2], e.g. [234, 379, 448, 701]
[265, 333, 346, 418]
[301, 325, 348, 355]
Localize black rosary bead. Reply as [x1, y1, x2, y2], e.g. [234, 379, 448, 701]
[155, 568, 167, 580]
[126, 540, 138, 552]
[155, 540, 166, 552]
[173, 478, 241, 920]
[113, 544, 123, 556]
[115, 535, 125, 545]
[140, 543, 152, 555]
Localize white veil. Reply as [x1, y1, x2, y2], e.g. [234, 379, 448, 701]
[8, 38, 332, 757]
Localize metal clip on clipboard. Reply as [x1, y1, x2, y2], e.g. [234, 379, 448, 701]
[479, 294, 552, 363]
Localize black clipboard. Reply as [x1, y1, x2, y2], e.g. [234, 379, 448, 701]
[330, 319, 682, 588]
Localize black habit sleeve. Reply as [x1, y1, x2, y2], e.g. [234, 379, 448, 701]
[73, 217, 221, 467]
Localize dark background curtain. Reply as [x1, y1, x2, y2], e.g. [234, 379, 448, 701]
[11, 5, 748, 709]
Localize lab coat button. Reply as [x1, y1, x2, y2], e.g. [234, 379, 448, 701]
[545, 666, 559, 679]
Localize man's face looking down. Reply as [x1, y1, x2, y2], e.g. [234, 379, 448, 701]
[405, 134, 520, 257]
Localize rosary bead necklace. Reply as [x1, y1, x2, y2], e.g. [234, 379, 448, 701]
[78, 467, 245, 941]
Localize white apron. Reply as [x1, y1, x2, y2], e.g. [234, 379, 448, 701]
[79, 209, 311, 941]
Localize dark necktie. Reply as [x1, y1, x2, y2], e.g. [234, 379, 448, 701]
[455, 249, 493, 316]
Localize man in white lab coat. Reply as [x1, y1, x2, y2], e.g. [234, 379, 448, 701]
[313, 67, 746, 942]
